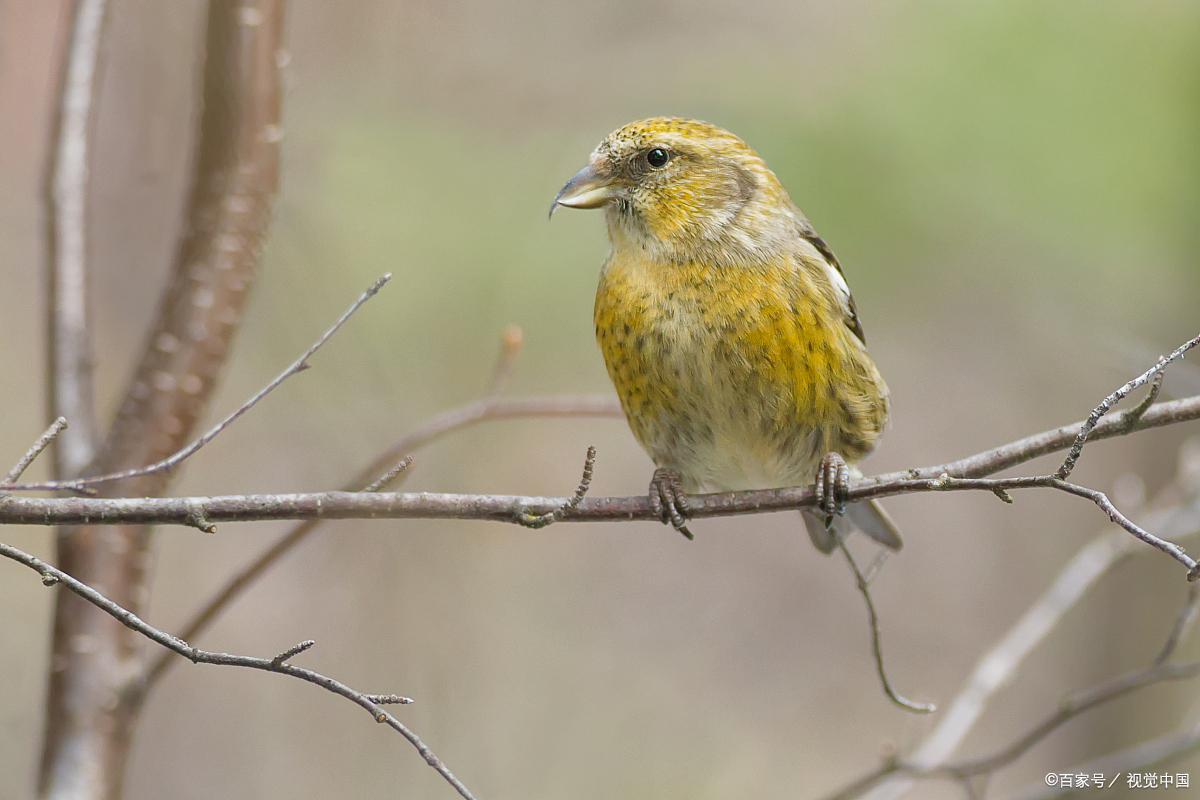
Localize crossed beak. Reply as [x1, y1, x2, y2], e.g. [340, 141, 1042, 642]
[549, 160, 622, 218]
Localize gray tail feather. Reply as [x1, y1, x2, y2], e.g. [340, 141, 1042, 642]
[802, 499, 903, 554]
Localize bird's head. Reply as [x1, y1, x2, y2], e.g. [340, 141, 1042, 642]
[551, 117, 798, 263]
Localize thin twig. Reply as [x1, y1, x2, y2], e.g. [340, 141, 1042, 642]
[837, 540, 935, 714]
[1155, 584, 1200, 666]
[365, 694, 414, 705]
[1050, 478, 1198, 577]
[0, 540, 479, 800]
[1057, 334, 1200, 480]
[271, 639, 314, 665]
[8, 275, 390, 493]
[5, 418, 68, 485]
[514, 446, 597, 529]
[362, 456, 415, 494]
[911, 473, 1199, 577]
[1125, 369, 1165, 430]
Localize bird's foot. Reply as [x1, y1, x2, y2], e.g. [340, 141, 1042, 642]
[814, 452, 850, 529]
[649, 468, 693, 540]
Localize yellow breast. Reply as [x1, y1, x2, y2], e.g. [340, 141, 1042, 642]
[594, 250, 887, 492]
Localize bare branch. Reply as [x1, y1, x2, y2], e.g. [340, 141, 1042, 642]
[39, 0, 113, 793]
[1125, 369, 1165, 430]
[39, 2, 291, 795]
[828, 470, 1200, 800]
[374, 394, 622, 462]
[1155, 583, 1200, 666]
[0, 540, 478, 800]
[936, 661, 1200, 779]
[270, 639, 315, 665]
[14, 275, 390, 494]
[1057, 334, 1200, 480]
[919, 474, 1200, 575]
[2, 395, 1198, 562]
[879, 391, 1200, 486]
[137, 394, 620, 692]
[17, 350, 1198, 505]
[45, 0, 109, 481]
[362, 455, 415, 494]
[366, 694, 414, 705]
[838, 540, 935, 714]
[5, 418, 68, 485]
[91, 0, 288, 495]
[0, 453, 1193, 532]
[833, 660, 1200, 800]
[134, 341, 619, 693]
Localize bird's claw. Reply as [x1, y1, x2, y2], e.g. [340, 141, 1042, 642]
[649, 468, 693, 540]
[815, 452, 850, 529]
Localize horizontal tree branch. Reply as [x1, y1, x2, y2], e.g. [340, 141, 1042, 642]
[138, 392, 620, 691]
[5, 390, 1196, 520]
[0, 392, 1197, 536]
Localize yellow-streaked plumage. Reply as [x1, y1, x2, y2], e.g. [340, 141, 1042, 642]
[595, 250, 885, 491]
[554, 117, 898, 550]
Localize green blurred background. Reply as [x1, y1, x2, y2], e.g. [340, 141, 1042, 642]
[2, 1, 1200, 798]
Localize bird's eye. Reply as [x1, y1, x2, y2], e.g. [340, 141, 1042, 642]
[646, 148, 670, 168]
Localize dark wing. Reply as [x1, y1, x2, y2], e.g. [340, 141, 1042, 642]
[801, 229, 867, 345]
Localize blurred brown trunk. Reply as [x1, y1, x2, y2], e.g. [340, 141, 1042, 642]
[38, 2, 287, 798]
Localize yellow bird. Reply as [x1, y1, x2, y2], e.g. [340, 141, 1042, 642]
[551, 117, 901, 553]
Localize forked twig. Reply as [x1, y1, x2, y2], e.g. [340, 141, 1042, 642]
[920, 473, 1200, 579]
[1057, 334, 1200, 480]
[5, 275, 392, 493]
[1125, 370, 1166, 431]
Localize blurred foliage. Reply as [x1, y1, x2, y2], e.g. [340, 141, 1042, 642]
[263, 0, 1199, 419]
